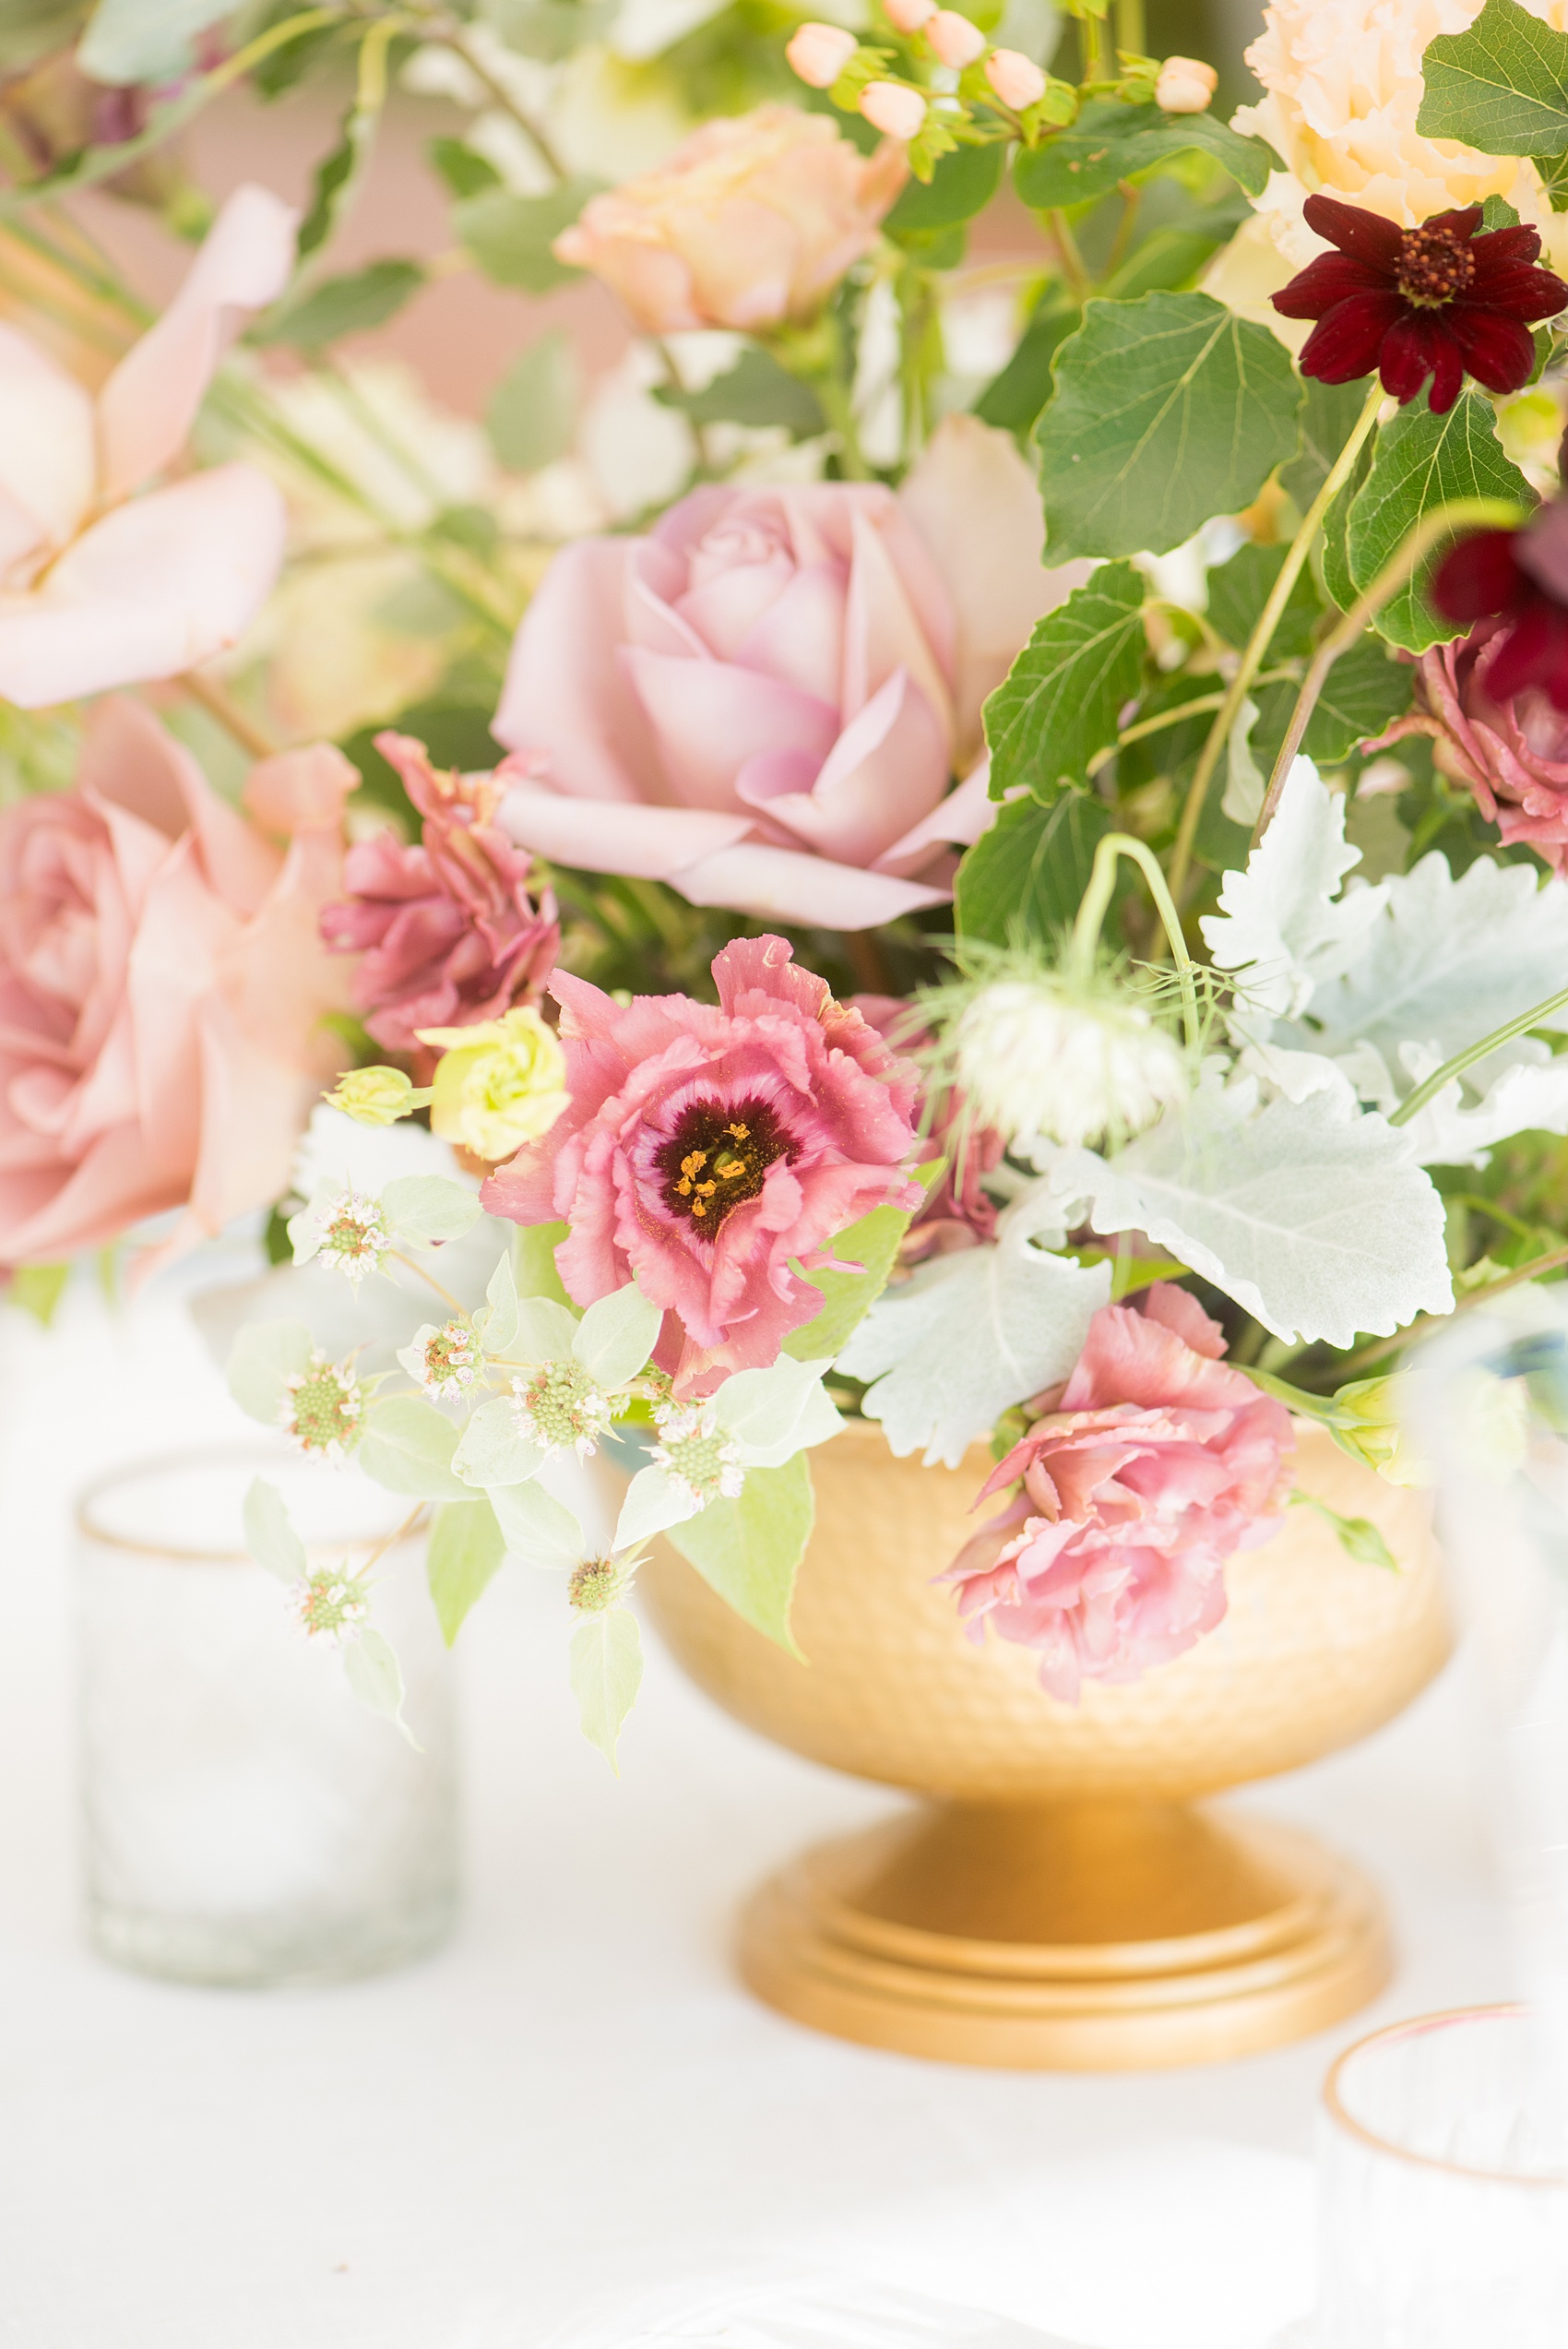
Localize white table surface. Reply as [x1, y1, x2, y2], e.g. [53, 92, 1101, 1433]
[0, 1282, 1518, 2349]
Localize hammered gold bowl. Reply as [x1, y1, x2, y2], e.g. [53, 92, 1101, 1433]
[640, 1417, 1451, 2070]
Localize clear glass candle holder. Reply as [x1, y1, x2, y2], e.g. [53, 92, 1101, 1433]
[1315, 2005, 1568, 2346]
[76, 1449, 459, 1987]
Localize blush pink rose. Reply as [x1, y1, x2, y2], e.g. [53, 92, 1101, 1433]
[0, 697, 355, 1267]
[320, 731, 558, 1056]
[481, 935, 922, 1391]
[946, 1285, 1295, 1702]
[493, 418, 1089, 930]
[1367, 618, 1568, 869]
[552, 105, 906, 335]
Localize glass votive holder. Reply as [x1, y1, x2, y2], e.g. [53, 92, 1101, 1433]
[1316, 2005, 1568, 2346]
[76, 1448, 459, 1988]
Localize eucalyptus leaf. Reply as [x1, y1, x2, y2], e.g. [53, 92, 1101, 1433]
[1345, 392, 1533, 651]
[955, 790, 1113, 948]
[242, 1478, 307, 1585]
[1012, 99, 1277, 209]
[451, 1396, 545, 1489]
[663, 1455, 814, 1652]
[489, 1475, 586, 1571]
[569, 1609, 643, 1770]
[358, 1395, 470, 1501]
[382, 1175, 483, 1246]
[227, 1319, 314, 1425]
[426, 1496, 507, 1644]
[572, 1281, 660, 1388]
[982, 560, 1146, 802]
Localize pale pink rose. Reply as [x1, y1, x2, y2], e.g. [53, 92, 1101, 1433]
[493, 419, 1087, 929]
[985, 49, 1047, 109]
[946, 1285, 1295, 1701]
[785, 22, 858, 88]
[481, 936, 922, 1392]
[860, 83, 927, 140]
[552, 106, 906, 336]
[0, 697, 355, 1266]
[927, 9, 987, 67]
[1367, 619, 1568, 869]
[0, 185, 296, 709]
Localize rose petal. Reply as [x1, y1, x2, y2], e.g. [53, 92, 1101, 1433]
[493, 537, 669, 800]
[737, 666, 949, 865]
[670, 841, 949, 925]
[0, 326, 95, 563]
[498, 778, 756, 877]
[873, 755, 996, 872]
[621, 643, 839, 809]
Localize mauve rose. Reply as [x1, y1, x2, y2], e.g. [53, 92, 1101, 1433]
[482, 935, 922, 1392]
[552, 105, 906, 336]
[493, 418, 1088, 930]
[945, 1285, 1295, 1701]
[1368, 617, 1568, 868]
[0, 697, 355, 1266]
[320, 731, 558, 1055]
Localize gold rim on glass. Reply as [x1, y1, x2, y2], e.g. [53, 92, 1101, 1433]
[76, 1446, 429, 1565]
[1324, 2003, 1568, 2188]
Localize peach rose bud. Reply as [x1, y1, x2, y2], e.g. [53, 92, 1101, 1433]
[885, 0, 935, 28]
[926, 8, 987, 67]
[860, 80, 928, 138]
[1154, 54, 1218, 113]
[786, 21, 859, 87]
[984, 47, 1046, 108]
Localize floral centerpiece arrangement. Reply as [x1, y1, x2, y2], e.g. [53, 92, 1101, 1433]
[8, 0, 1568, 1759]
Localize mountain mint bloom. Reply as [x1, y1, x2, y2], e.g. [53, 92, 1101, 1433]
[568, 1556, 632, 1616]
[951, 975, 1186, 1153]
[280, 1353, 364, 1461]
[651, 1404, 745, 1510]
[510, 1362, 613, 1460]
[311, 1190, 393, 1284]
[294, 1565, 372, 1642]
[400, 1319, 482, 1401]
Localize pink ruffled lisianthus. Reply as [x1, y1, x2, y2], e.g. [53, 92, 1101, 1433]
[851, 992, 1001, 1262]
[945, 1285, 1295, 1703]
[481, 936, 922, 1390]
[491, 418, 1088, 931]
[1367, 619, 1568, 869]
[319, 731, 559, 1055]
[0, 697, 355, 1267]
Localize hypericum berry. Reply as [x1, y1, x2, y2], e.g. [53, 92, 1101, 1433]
[315, 1189, 392, 1284]
[418, 1319, 481, 1401]
[651, 1404, 743, 1510]
[280, 1352, 364, 1462]
[293, 1564, 371, 1642]
[568, 1556, 629, 1616]
[511, 1362, 612, 1459]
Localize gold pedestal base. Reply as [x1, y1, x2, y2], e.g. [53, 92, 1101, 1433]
[739, 1800, 1390, 2070]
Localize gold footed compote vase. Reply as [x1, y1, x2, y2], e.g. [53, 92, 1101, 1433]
[640, 1418, 1450, 2070]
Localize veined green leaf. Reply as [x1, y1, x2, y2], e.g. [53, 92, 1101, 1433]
[426, 1497, 506, 1644]
[885, 139, 1005, 236]
[955, 791, 1112, 948]
[663, 1454, 814, 1652]
[1345, 391, 1533, 651]
[1013, 99, 1277, 210]
[982, 560, 1146, 801]
[1251, 636, 1413, 769]
[1419, 0, 1568, 198]
[358, 1395, 470, 1501]
[254, 259, 424, 351]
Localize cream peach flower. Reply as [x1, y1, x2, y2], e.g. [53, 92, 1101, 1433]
[0, 184, 295, 709]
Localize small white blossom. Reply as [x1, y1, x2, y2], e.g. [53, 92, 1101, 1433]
[953, 977, 1187, 1152]
[651, 1403, 744, 1510]
[313, 1189, 393, 1284]
[293, 1563, 372, 1644]
[511, 1361, 612, 1459]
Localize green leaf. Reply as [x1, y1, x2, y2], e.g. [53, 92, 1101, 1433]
[1418, 0, 1568, 194]
[974, 288, 1078, 436]
[489, 1475, 585, 1570]
[6, 1263, 68, 1326]
[1013, 98, 1277, 210]
[382, 1174, 484, 1245]
[654, 348, 826, 441]
[486, 331, 580, 472]
[455, 181, 601, 292]
[569, 1608, 642, 1771]
[573, 1280, 660, 1387]
[242, 1478, 306, 1584]
[427, 136, 503, 198]
[514, 1219, 573, 1307]
[1321, 417, 1378, 613]
[426, 1497, 506, 1644]
[1036, 292, 1303, 560]
[480, 0, 617, 61]
[0, 0, 90, 77]
[885, 139, 1005, 237]
[478, 1249, 520, 1355]
[1100, 223, 1233, 301]
[296, 118, 356, 263]
[955, 789, 1112, 947]
[451, 1396, 545, 1489]
[982, 559, 1146, 800]
[255, 260, 424, 351]
[781, 1163, 945, 1365]
[1252, 635, 1413, 769]
[343, 1628, 417, 1746]
[1345, 391, 1534, 651]
[227, 1318, 314, 1425]
[339, 701, 503, 824]
[1206, 541, 1323, 662]
[1289, 1490, 1397, 1572]
[663, 1453, 814, 1651]
[359, 1396, 470, 1501]
[1280, 376, 1373, 513]
[78, 0, 229, 82]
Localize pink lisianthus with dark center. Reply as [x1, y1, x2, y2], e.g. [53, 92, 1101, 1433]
[945, 1284, 1294, 1703]
[319, 731, 558, 1055]
[1272, 194, 1566, 416]
[481, 935, 923, 1390]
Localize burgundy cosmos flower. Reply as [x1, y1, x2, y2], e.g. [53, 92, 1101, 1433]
[1431, 504, 1568, 715]
[1272, 194, 1567, 416]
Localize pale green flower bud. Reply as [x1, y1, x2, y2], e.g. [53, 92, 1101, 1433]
[1330, 1377, 1427, 1486]
[326, 1067, 418, 1127]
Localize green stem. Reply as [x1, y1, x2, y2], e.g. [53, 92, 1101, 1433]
[1114, 0, 1145, 51]
[1168, 380, 1384, 905]
[1388, 981, 1568, 1128]
[1253, 491, 1529, 843]
[1067, 830, 1200, 1048]
[1047, 209, 1089, 302]
[810, 358, 870, 480]
[1086, 668, 1298, 777]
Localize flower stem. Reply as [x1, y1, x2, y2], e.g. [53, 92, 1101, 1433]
[1168, 379, 1384, 906]
[1253, 491, 1528, 844]
[1387, 981, 1568, 1128]
[178, 671, 279, 759]
[391, 1250, 468, 1315]
[1068, 830, 1201, 1048]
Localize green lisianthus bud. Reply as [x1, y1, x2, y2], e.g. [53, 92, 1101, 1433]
[326, 1067, 418, 1127]
[1330, 1377, 1427, 1486]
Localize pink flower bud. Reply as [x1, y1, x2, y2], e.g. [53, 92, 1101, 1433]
[885, 0, 935, 27]
[1154, 54, 1218, 113]
[926, 7, 986, 67]
[983, 46, 1046, 109]
[859, 80, 929, 139]
[785, 21, 859, 87]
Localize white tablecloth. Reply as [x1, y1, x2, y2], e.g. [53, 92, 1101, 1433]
[0, 1283, 1515, 2349]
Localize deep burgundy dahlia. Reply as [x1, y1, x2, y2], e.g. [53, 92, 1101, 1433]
[1272, 195, 1567, 417]
[1431, 503, 1568, 714]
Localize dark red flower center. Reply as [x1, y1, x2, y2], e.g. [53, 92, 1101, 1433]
[655, 1095, 795, 1238]
[1395, 221, 1477, 310]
